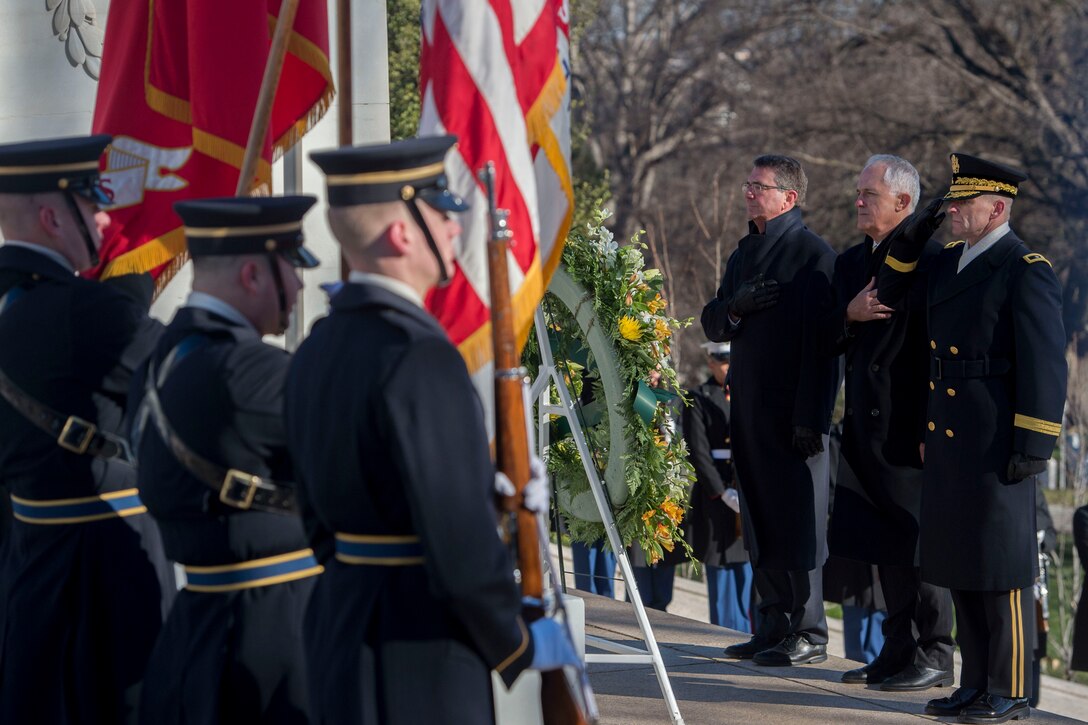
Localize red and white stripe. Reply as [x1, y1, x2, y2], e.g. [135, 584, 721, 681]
[420, 0, 572, 426]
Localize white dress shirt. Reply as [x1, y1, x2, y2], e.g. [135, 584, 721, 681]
[348, 270, 424, 308]
[957, 221, 1010, 273]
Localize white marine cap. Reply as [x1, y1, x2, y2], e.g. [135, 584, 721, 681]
[700, 341, 731, 355]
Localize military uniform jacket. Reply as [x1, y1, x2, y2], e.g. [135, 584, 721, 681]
[129, 306, 314, 724]
[701, 207, 839, 570]
[682, 378, 747, 567]
[0, 245, 169, 724]
[816, 235, 941, 566]
[879, 229, 1066, 591]
[284, 282, 532, 724]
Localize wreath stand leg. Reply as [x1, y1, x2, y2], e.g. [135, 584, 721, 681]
[530, 307, 685, 725]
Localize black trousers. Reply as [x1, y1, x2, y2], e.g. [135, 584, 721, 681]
[952, 587, 1034, 700]
[754, 566, 828, 644]
[877, 564, 954, 671]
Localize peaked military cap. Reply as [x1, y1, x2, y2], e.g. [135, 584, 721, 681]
[944, 152, 1027, 200]
[0, 134, 113, 205]
[700, 341, 731, 358]
[174, 195, 320, 268]
[309, 135, 469, 212]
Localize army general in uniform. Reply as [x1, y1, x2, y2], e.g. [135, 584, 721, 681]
[129, 196, 323, 723]
[879, 154, 1066, 723]
[287, 136, 574, 723]
[0, 135, 170, 723]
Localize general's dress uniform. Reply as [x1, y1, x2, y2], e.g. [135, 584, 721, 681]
[682, 360, 752, 632]
[129, 197, 322, 724]
[879, 154, 1066, 717]
[815, 226, 954, 686]
[286, 138, 533, 724]
[0, 135, 171, 723]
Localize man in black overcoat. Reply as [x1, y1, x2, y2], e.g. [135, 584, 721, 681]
[286, 136, 575, 723]
[683, 341, 752, 632]
[814, 155, 955, 691]
[701, 155, 839, 666]
[878, 154, 1067, 723]
[0, 135, 170, 723]
[1072, 504, 1088, 672]
[129, 195, 323, 724]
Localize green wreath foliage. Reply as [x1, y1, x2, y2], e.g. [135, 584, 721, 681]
[529, 205, 695, 564]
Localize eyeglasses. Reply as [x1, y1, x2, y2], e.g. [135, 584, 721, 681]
[741, 181, 790, 194]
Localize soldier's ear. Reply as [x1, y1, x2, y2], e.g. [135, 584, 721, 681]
[238, 259, 262, 294]
[385, 219, 412, 256]
[38, 203, 60, 236]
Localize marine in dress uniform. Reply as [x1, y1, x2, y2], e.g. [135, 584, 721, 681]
[701, 155, 839, 666]
[129, 196, 322, 724]
[683, 341, 752, 632]
[0, 135, 171, 724]
[814, 155, 955, 691]
[878, 154, 1067, 723]
[286, 136, 572, 724]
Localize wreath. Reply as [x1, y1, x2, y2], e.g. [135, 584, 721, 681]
[527, 206, 695, 564]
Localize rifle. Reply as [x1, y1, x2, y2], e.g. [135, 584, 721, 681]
[480, 162, 597, 725]
[1035, 529, 1050, 635]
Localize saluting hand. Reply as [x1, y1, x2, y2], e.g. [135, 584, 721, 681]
[846, 278, 893, 323]
[888, 196, 946, 251]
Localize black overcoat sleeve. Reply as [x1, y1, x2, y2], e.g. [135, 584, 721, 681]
[795, 245, 839, 433]
[701, 249, 742, 342]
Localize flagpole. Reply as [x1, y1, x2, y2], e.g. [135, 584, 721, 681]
[337, 0, 353, 280]
[235, 0, 303, 196]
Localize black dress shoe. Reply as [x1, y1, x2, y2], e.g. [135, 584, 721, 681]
[880, 664, 955, 691]
[752, 633, 827, 666]
[841, 660, 897, 685]
[959, 693, 1030, 723]
[723, 635, 776, 659]
[925, 687, 982, 716]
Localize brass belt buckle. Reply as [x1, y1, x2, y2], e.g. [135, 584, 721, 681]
[58, 416, 96, 454]
[220, 469, 261, 509]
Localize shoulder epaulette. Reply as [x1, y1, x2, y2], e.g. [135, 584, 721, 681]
[1022, 252, 1052, 267]
[944, 240, 965, 249]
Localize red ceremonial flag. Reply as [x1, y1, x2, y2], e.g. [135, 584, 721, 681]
[419, 0, 573, 377]
[90, 0, 333, 284]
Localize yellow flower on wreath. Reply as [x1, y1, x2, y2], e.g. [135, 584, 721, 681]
[655, 523, 675, 552]
[647, 294, 667, 314]
[661, 498, 683, 525]
[618, 315, 642, 341]
[653, 318, 670, 341]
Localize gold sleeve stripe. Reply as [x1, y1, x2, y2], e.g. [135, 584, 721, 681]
[495, 616, 531, 674]
[1022, 253, 1052, 267]
[1013, 414, 1062, 437]
[884, 255, 918, 273]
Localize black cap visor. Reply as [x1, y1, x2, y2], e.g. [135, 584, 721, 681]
[282, 244, 320, 269]
[418, 187, 469, 213]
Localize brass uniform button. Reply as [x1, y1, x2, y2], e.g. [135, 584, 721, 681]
[928, 422, 936, 432]
[947, 388, 956, 397]
[945, 429, 954, 438]
[950, 346, 959, 355]
[930, 340, 937, 350]
[929, 382, 935, 391]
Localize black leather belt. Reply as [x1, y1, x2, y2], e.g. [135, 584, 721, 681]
[930, 356, 1010, 380]
[139, 335, 298, 514]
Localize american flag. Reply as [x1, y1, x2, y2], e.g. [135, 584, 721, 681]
[419, 0, 573, 422]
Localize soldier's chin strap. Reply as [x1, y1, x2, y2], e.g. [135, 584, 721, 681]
[266, 254, 289, 333]
[403, 197, 450, 287]
[61, 191, 100, 268]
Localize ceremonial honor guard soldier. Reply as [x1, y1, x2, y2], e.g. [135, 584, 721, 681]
[128, 196, 323, 723]
[0, 135, 171, 723]
[683, 341, 752, 631]
[288, 136, 574, 723]
[879, 153, 1067, 723]
[814, 155, 955, 691]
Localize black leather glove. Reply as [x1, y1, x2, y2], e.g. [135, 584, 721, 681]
[792, 426, 824, 459]
[891, 197, 946, 251]
[1007, 453, 1046, 483]
[728, 273, 780, 318]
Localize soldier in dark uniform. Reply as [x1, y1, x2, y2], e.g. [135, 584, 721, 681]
[287, 136, 575, 723]
[878, 154, 1067, 723]
[128, 196, 322, 724]
[814, 155, 955, 691]
[683, 341, 752, 632]
[0, 135, 170, 723]
[702, 155, 839, 666]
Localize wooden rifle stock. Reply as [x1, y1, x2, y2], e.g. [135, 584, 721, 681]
[480, 163, 591, 725]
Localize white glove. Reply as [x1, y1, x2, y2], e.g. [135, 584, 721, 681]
[723, 487, 740, 513]
[494, 455, 550, 514]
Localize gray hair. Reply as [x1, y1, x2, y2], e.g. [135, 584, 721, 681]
[864, 154, 920, 212]
[753, 154, 808, 206]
